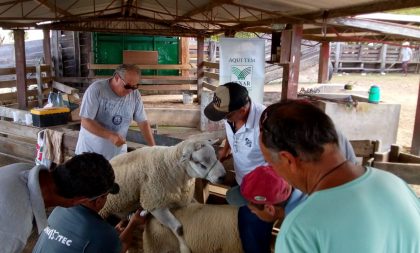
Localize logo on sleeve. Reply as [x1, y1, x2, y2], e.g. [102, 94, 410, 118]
[112, 115, 123, 125]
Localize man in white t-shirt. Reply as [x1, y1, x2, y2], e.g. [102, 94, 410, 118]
[401, 42, 413, 76]
[76, 64, 155, 160]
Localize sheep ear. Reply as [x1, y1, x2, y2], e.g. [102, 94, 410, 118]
[181, 144, 194, 162]
[207, 139, 219, 145]
[180, 152, 191, 163]
[194, 142, 205, 151]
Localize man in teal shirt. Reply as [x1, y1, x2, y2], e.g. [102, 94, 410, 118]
[259, 100, 420, 253]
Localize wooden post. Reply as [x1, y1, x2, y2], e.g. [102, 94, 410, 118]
[380, 44, 388, 73]
[197, 36, 204, 101]
[280, 24, 302, 101]
[51, 30, 62, 78]
[35, 64, 44, 107]
[411, 79, 420, 155]
[73, 31, 81, 77]
[271, 32, 281, 62]
[334, 42, 341, 73]
[208, 41, 218, 86]
[14, 29, 27, 110]
[318, 41, 330, 83]
[180, 37, 189, 77]
[43, 29, 52, 67]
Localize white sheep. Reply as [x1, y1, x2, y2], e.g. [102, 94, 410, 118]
[100, 139, 226, 253]
[128, 203, 243, 253]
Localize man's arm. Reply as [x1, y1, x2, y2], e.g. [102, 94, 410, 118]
[118, 209, 148, 253]
[218, 138, 232, 162]
[137, 120, 156, 146]
[81, 117, 125, 147]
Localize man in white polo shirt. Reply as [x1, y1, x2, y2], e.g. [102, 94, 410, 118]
[204, 82, 358, 253]
[204, 82, 275, 253]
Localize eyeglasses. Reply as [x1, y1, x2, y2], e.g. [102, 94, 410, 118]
[88, 183, 120, 201]
[118, 74, 138, 90]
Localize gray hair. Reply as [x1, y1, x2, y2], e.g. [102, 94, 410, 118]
[114, 64, 140, 79]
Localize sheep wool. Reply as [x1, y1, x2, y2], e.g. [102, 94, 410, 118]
[141, 203, 244, 253]
[100, 139, 198, 218]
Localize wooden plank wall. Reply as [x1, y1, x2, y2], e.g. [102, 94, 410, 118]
[0, 65, 52, 105]
[331, 43, 420, 73]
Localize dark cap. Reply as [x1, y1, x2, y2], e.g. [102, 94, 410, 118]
[204, 82, 249, 121]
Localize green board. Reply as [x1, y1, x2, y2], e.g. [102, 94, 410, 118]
[93, 33, 179, 76]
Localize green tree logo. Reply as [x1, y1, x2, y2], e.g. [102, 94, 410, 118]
[232, 66, 252, 80]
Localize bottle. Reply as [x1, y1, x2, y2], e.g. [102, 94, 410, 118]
[47, 91, 54, 106]
[368, 85, 380, 104]
[56, 92, 64, 107]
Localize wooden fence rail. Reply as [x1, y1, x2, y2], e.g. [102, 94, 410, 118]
[0, 64, 52, 105]
[331, 43, 420, 73]
[87, 64, 198, 94]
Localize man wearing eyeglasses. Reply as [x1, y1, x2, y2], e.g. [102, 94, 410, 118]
[76, 64, 155, 160]
[32, 153, 147, 253]
[0, 153, 122, 253]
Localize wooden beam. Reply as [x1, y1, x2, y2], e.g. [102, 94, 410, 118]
[197, 36, 204, 101]
[43, 29, 52, 67]
[34, 0, 72, 17]
[203, 61, 219, 69]
[203, 71, 219, 80]
[380, 44, 387, 73]
[281, 25, 302, 101]
[203, 82, 217, 91]
[318, 41, 330, 83]
[411, 79, 420, 155]
[303, 0, 420, 20]
[180, 37, 189, 77]
[137, 84, 195, 91]
[52, 81, 79, 95]
[88, 63, 191, 70]
[14, 30, 27, 110]
[327, 17, 420, 40]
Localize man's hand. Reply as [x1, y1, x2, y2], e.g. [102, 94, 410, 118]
[218, 147, 232, 162]
[110, 133, 126, 147]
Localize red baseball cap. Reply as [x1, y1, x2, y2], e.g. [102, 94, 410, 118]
[241, 165, 292, 205]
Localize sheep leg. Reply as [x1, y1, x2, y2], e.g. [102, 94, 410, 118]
[151, 208, 191, 253]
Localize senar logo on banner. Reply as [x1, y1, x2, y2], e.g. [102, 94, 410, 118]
[220, 38, 265, 104]
[231, 65, 253, 88]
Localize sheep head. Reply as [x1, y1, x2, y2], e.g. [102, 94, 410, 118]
[181, 139, 225, 184]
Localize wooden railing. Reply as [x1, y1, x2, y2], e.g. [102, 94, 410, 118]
[87, 63, 198, 94]
[331, 43, 420, 73]
[0, 64, 52, 105]
[202, 61, 219, 91]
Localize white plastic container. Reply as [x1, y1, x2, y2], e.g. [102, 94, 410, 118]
[182, 93, 193, 105]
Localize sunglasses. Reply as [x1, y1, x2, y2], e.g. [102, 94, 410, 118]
[118, 74, 139, 90]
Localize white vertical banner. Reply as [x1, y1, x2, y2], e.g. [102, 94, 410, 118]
[220, 38, 265, 104]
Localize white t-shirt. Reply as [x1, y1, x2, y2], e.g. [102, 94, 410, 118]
[401, 47, 413, 62]
[224, 101, 267, 185]
[76, 79, 147, 160]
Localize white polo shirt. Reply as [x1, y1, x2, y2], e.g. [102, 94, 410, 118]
[224, 101, 267, 185]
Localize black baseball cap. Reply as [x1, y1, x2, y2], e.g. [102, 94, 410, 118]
[204, 82, 249, 121]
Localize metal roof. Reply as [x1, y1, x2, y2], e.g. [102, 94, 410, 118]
[0, 0, 418, 40]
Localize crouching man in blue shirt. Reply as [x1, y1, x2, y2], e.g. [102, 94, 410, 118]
[32, 164, 146, 253]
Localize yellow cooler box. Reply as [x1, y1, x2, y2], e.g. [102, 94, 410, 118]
[31, 107, 70, 127]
